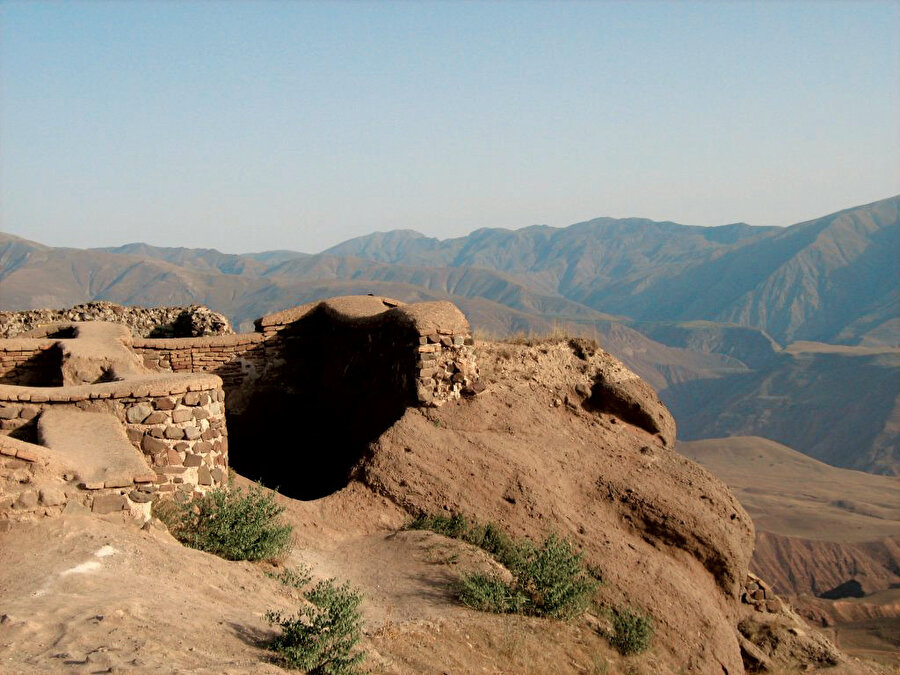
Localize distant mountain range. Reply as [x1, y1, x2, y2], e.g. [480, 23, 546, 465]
[1, 196, 897, 473]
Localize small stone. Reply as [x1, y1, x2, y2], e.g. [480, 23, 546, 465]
[127, 490, 153, 504]
[575, 383, 591, 398]
[18, 406, 39, 420]
[143, 412, 168, 425]
[211, 468, 226, 483]
[193, 408, 209, 420]
[16, 490, 38, 508]
[166, 447, 182, 466]
[171, 409, 192, 423]
[125, 403, 153, 424]
[148, 428, 165, 438]
[142, 436, 168, 454]
[164, 426, 184, 440]
[92, 494, 127, 514]
[0, 406, 19, 420]
[39, 487, 67, 506]
[126, 428, 143, 443]
[197, 393, 210, 406]
[198, 466, 213, 486]
[183, 454, 203, 467]
[766, 598, 782, 613]
[183, 425, 201, 440]
[174, 442, 190, 453]
[63, 500, 90, 515]
[15, 447, 39, 462]
[154, 397, 176, 411]
[183, 392, 201, 406]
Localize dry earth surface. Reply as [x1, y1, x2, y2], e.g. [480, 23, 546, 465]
[1, 340, 892, 673]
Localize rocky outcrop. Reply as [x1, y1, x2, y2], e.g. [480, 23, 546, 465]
[0, 302, 232, 339]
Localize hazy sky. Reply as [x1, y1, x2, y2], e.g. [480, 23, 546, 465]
[1, 1, 898, 254]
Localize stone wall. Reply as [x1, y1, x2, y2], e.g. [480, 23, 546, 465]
[0, 340, 61, 386]
[255, 297, 478, 408]
[0, 296, 479, 508]
[131, 334, 266, 410]
[0, 302, 232, 339]
[0, 435, 155, 525]
[0, 374, 228, 494]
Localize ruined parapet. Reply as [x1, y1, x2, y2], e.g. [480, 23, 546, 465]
[0, 296, 479, 512]
[0, 302, 232, 339]
[0, 337, 62, 386]
[0, 374, 228, 491]
[0, 320, 230, 509]
[1, 429, 157, 524]
[254, 295, 479, 407]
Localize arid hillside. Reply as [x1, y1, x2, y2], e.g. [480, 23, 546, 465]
[1, 334, 881, 674]
[679, 436, 900, 667]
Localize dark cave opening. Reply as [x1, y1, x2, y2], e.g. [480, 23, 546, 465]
[226, 307, 417, 500]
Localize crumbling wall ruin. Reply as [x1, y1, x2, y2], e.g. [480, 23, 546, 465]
[0, 296, 479, 521]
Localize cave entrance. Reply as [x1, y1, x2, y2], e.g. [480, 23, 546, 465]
[227, 307, 416, 500]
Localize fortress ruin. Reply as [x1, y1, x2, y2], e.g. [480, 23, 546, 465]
[0, 296, 478, 522]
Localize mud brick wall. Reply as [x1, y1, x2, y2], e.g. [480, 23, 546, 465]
[132, 334, 266, 408]
[0, 340, 62, 386]
[256, 298, 479, 408]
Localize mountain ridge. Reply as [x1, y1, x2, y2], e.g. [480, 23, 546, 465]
[1, 196, 897, 474]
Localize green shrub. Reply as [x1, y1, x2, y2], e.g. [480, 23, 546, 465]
[268, 564, 312, 590]
[610, 607, 654, 655]
[163, 482, 292, 561]
[407, 513, 470, 539]
[409, 513, 597, 620]
[514, 535, 597, 619]
[458, 572, 526, 614]
[266, 579, 365, 674]
[466, 522, 523, 569]
[408, 513, 523, 568]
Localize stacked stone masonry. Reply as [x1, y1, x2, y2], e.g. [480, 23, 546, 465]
[741, 572, 784, 614]
[132, 334, 266, 393]
[0, 435, 156, 526]
[0, 302, 232, 339]
[0, 377, 228, 493]
[414, 331, 477, 405]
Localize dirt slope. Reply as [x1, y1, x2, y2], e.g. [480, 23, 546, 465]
[0, 340, 883, 674]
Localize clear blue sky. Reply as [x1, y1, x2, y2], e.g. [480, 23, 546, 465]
[1, 1, 898, 253]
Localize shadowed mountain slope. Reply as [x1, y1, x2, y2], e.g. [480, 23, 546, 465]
[326, 196, 900, 345]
